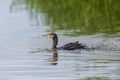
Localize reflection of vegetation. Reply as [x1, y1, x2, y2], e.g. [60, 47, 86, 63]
[11, 0, 120, 36]
[85, 77, 105, 80]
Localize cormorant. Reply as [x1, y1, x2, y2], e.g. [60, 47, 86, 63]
[47, 33, 88, 50]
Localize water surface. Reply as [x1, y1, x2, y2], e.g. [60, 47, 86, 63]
[0, 0, 120, 80]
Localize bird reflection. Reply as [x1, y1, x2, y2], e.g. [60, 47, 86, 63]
[48, 49, 58, 65]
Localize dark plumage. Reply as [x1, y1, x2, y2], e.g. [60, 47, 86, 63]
[47, 33, 88, 50]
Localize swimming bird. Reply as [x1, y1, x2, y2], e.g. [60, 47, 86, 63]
[47, 33, 88, 50]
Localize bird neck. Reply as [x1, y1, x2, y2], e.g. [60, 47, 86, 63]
[52, 37, 58, 50]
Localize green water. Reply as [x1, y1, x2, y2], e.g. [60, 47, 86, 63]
[11, 0, 120, 36]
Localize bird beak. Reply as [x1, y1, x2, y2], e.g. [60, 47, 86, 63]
[47, 34, 53, 38]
